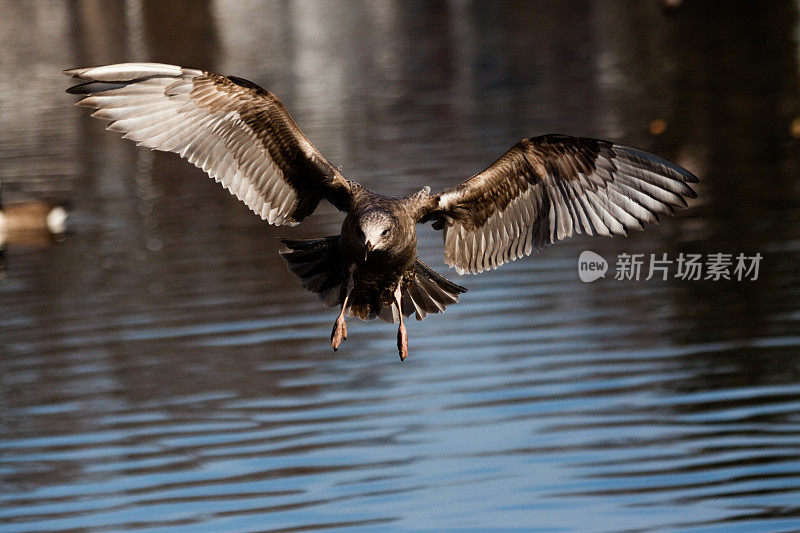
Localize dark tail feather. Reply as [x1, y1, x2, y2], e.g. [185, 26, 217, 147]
[280, 237, 466, 323]
[279, 236, 345, 308]
[381, 260, 467, 322]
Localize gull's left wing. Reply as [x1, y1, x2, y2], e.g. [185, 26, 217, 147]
[65, 63, 356, 225]
[421, 134, 699, 274]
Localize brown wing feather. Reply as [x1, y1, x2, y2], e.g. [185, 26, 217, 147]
[426, 134, 699, 274]
[65, 63, 354, 225]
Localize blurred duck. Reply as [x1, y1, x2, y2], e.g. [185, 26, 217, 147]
[0, 202, 68, 235]
[0, 184, 68, 245]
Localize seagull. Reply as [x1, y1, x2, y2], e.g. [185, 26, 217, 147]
[65, 63, 698, 361]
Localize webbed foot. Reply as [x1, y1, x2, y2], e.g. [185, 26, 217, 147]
[397, 321, 409, 361]
[331, 315, 347, 351]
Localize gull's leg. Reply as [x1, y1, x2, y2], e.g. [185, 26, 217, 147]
[394, 282, 409, 361]
[331, 275, 353, 351]
[330, 295, 348, 351]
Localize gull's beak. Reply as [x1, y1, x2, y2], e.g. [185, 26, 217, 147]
[364, 240, 374, 260]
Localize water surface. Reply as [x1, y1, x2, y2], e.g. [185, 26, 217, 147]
[2, 1, 800, 531]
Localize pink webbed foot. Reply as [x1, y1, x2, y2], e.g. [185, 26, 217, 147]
[331, 316, 347, 351]
[397, 322, 409, 361]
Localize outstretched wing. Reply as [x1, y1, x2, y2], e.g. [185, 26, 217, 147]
[65, 63, 355, 225]
[425, 135, 698, 274]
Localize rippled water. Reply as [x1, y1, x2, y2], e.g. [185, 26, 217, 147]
[2, 1, 800, 531]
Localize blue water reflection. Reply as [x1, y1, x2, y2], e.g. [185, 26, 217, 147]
[1, 1, 800, 531]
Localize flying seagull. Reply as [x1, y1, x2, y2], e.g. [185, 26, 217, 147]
[65, 63, 698, 361]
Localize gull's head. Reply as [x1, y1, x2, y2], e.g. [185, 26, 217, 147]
[358, 208, 395, 254]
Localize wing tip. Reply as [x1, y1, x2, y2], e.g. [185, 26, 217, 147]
[681, 166, 701, 184]
[65, 82, 85, 94]
[65, 80, 110, 95]
[62, 67, 86, 78]
[62, 63, 185, 82]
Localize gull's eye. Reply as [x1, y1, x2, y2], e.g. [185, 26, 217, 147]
[381, 229, 389, 236]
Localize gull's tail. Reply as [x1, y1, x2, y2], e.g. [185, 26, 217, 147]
[391, 260, 467, 323]
[279, 237, 466, 323]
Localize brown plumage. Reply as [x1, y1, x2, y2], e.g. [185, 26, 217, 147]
[65, 63, 699, 361]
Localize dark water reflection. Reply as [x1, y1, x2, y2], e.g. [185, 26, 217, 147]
[2, 1, 800, 531]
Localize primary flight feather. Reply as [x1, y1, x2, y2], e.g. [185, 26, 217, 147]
[66, 63, 698, 361]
